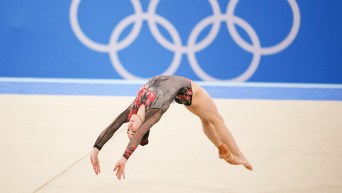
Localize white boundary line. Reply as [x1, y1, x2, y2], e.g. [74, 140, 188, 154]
[0, 77, 342, 89]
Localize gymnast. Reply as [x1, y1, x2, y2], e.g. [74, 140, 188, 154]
[90, 75, 253, 180]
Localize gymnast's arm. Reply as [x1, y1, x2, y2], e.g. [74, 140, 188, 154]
[90, 107, 131, 175]
[93, 107, 130, 150]
[123, 109, 163, 160]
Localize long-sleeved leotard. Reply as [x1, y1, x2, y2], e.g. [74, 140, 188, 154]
[93, 75, 193, 159]
[93, 107, 130, 150]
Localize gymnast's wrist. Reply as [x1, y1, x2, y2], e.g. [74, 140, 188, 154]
[93, 145, 102, 151]
[121, 156, 128, 161]
[123, 154, 129, 160]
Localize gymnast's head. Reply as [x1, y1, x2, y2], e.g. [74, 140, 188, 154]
[127, 114, 143, 139]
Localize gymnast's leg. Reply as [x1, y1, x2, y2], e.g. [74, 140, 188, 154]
[189, 82, 253, 170]
[185, 105, 222, 147]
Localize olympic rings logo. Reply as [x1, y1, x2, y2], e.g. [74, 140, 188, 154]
[70, 0, 300, 81]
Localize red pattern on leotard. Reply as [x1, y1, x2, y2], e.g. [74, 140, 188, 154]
[124, 145, 137, 159]
[128, 86, 157, 120]
[175, 87, 193, 106]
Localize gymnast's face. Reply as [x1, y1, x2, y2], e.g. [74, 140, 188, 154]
[127, 114, 143, 139]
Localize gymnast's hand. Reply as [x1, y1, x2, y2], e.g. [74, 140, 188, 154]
[114, 157, 127, 180]
[90, 148, 101, 175]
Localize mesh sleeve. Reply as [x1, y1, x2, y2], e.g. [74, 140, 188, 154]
[93, 108, 130, 150]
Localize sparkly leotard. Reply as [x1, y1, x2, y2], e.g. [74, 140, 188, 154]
[93, 76, 193, 157]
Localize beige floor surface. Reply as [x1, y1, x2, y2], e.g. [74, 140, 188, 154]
[0, 94, 341, 193]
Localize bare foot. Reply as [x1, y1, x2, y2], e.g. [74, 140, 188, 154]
[225, 154, 253, 171]
[218, 144, 253, 171]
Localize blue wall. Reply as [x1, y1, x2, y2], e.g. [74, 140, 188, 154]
[1, 0, 341, 83]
